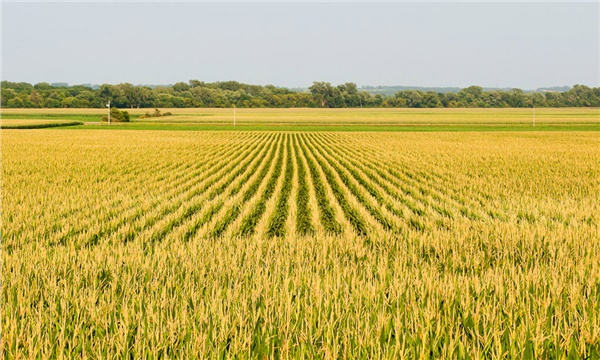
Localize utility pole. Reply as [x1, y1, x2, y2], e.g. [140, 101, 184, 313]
[234, 105, 236, 127]
[532, 105, 535, 127]
[107, 100, 111, 126]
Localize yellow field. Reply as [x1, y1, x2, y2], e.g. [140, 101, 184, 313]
[2, 107, 598, 125]
[2, 128, 600, 357]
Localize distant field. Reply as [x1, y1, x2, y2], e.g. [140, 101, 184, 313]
[1, 107, 598, 131]
[2, 128, 599, 358]
[1, 118, 78, 125]
[0, 119, 83, 129]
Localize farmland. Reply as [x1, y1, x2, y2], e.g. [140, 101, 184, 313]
[2, 109, 600, 358]
[2, 107, 599, 131]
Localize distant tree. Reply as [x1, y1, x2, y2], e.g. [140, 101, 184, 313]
[337, 82, 357, 95]
[310, 82, 344, 108]
[76, 90, 98, 108]
[61, 97, 81, 108]
[136, 87, 153, 108]
[382, 97, 396, 107]
[217, 81, 243, 92]
[337, 82, 359, 107]
[29, 90, 44, 107]
[34, 82, 53, 91]
[1, 79, 599, 109]
[226, 89, 248, 107]
[119, 83, 137, 108]
[568, 84, 598, 107]
[485, 91, 504, 107]
[98, 84, 112, 102]
[1, 88, 17, 106]
[358, 91, 371, 108]
[98, 84, 125, 105]
[526, 92, 545, 108]
[154, 93, 174, 108]
[117, 83, 150, 108]
[372, 94, 384, 107]
[309, 82, 330, 107]
[188, 80, 205, 88]
[1, 81, 33, 92]
[457, 86, 484, 106]
[462, 85, 484, 97]
[508, 89, 525, 107]
[173, 82, 190, 92]
[396, 90, 425, 108]
[44, 99, 61, 108]
[395, 97, 407, 107]
[6, 97, 24, 108]
[67, 85, 93, 97]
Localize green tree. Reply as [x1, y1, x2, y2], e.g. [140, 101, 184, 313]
[173, 82, 190, 92]
[118, 83, 137, 108]
[1, 88, 16, 106]
[422, 92, 442, 108]
[188, 80, 205, 88]
[61, 97, 81, 108]
[309, 82, 344, 108]
[34, 82, 53, 91]
[6, 97, 24, 108]
[508, 89, 525, 107]
[309, 82, 332, 107]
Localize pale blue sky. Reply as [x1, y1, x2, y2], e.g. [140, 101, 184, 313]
[2, 2, 599, 89]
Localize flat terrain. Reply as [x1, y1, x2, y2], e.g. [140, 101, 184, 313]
[1, 108, 600, 358]
[2, 107, 599, 131]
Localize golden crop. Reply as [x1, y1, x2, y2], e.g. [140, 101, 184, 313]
[2, 129, 599, 358]
[2, 107, 599, 125]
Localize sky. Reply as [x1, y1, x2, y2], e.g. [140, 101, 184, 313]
[2, 2, 599, 89]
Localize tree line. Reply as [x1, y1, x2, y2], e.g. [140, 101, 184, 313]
[2, 80, 598, 109]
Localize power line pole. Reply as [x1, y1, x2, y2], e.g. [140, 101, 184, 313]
[234, 105, 236, 127]
[106, 100, 111, 126]
[532, 105, 535, 127]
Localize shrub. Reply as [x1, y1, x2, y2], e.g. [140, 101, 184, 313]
[140, 108, 171, 119]
[102, 108, 130, 122]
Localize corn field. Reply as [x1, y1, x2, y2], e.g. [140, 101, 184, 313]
[2, 129, 599, 358]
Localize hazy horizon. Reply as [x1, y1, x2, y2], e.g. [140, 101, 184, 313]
[0, 81, 580, 93]
[2, 2, 599, 89]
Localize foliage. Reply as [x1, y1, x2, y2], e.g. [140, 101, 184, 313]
[2, 80, 599, 109]
[101, 107, 130, 122]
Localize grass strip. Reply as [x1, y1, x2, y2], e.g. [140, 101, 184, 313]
[2, 121, 83, 129]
